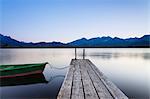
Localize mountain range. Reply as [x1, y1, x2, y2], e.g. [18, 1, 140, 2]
[0, 34, 149, 48]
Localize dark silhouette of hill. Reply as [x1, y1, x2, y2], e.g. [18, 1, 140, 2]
[68, 35, 150, 47]
[0, 34, 149, 48]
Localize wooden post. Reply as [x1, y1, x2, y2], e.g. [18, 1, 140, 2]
[83, 48, 85, 59]
[75, 48, 77, 60]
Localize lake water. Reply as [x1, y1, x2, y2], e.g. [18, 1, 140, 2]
[0, 48, 150, 99]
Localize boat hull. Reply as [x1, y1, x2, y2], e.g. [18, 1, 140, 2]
[0, 63, 47, 79]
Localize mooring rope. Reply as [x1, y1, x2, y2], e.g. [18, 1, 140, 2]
[47, 63, 70, 69]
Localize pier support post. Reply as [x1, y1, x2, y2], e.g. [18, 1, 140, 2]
[83, 48, 85, 59]
[75, 48, 77, 60]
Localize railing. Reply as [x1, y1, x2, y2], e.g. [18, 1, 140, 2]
[74, 48, 85, 59]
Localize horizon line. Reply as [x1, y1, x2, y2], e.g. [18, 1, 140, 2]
[1, 33, 149, 43]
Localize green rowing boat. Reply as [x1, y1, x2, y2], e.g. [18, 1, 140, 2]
[0, 62, 48, 79]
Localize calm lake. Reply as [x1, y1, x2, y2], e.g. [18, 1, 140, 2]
[0, 48, 150, 99]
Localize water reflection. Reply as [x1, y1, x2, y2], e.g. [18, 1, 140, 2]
[0, 62, 68, 99]
[78, 52, 150, 60]
[0, 64, 67, 87]
[0, 73, 48, 87]
[0, 48, 149, 99]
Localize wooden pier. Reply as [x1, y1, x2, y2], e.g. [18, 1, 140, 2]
[57, 59, 128, 99]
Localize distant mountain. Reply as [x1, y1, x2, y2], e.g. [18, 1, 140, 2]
[68, 35, 150, 47]
[0, 34, 150, 48]
[0, 34, 24, 47]
[0, 34, 66, 47]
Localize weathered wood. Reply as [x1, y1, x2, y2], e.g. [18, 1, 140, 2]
[83, 60, 113, 99]
[86, 59, 128, 99]
[57, 59, 128, 99]
[71, 59, 84, 99]
[79, 59, 99, 99]
[57, 60, 75, 99]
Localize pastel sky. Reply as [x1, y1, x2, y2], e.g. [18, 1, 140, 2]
[0, 0, 149, 43]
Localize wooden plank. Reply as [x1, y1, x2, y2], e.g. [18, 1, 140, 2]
[79, 59, 99, 99]
[57, 60, 75, 99]
[57, 59, 128, 99]
[86, 59, 128, 99]
[71, 59, 84, 99]
[83, 59, 113, 99]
